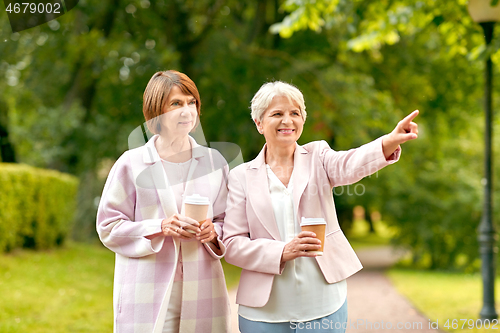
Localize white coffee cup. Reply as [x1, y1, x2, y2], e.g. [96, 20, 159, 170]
[184, 194, 210, 233]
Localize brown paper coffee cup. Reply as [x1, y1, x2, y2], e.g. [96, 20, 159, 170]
[300, 217, 326, 256]
[184, 194, 210, 233]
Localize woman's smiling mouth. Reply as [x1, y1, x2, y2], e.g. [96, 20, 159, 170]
[277, 129, 294, 134]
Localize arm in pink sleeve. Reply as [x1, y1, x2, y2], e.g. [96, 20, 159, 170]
[96, 152, 165, 258]
[319, 136, 401, 187]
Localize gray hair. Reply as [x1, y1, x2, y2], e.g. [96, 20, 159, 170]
[250, 81, 307, 123]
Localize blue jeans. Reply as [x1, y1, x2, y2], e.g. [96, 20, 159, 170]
[239, 299, 348, 333]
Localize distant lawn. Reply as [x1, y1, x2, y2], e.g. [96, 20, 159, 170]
[388, 268, 500, 333]
[221, 258, 242, 289]
[0, 242, 241, 333]
[347, 219, 394, 250]
[0, 242, 115, 333]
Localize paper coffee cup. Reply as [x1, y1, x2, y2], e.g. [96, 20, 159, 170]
[184, 194, 210, 233]
[300, 217, 326, 256]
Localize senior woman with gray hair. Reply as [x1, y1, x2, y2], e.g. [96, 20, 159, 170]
[222, 81, 418, 332]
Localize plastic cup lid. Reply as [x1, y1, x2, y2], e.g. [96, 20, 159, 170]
[300, 217, 326, 226]
[184, 194, 210, 205]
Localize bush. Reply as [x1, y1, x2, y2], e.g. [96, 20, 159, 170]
[377, 115, 485, 271]
[0, 163, 79, 252]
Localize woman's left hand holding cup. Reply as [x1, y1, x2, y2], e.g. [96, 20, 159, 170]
[161, 213, 201, 240]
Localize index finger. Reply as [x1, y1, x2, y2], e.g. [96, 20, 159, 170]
[400, 110, 419, 124]
[298, 231, 317, 238]
[178, 215, 200, 226]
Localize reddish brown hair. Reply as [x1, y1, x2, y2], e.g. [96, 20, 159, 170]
[142, 70, 201, 134]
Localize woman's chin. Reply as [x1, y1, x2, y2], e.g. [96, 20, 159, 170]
[161, 129, 191, 138]
[267, 138, 299, 147]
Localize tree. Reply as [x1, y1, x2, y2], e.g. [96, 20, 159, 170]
[269, 0, 497, 269]
[1, 0, 495, 271]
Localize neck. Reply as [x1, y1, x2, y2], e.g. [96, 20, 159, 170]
[265, 142, 295, 167]
[156, 133, 191, 161]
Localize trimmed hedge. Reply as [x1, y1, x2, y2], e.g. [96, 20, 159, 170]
[0, 163, 79, 252]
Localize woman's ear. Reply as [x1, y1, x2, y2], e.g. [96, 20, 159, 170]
[254, 119, 263, 134]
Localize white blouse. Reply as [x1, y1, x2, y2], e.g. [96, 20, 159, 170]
[162, 159, 192, 213]
[162, 158, 192, 282]
[238, 165, 347, 323]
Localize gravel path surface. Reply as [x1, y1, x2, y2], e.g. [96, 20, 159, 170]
[347, 246, 441, 333]
[227, 246, 441, 332]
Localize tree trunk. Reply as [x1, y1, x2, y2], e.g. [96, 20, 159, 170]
[0, 99, 16, 163]
[246, 0, 267, 44]
[61, 0, 121, 240]
[366, 209, 376, 233]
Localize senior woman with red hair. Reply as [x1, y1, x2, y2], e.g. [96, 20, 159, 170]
[223, 81, 418, 333]
[97, 70, 231, 333]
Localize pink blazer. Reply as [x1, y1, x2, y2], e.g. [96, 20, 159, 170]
[97, 135, 231, 333]
[222, 137, 400, 307]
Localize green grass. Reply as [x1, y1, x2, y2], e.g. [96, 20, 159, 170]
[221, 258, 242, 289]
[388, 268, 500, 332]
[0, 242, 241, 333]
[0, 242, 115, 333]
[347, 219, 394, 250]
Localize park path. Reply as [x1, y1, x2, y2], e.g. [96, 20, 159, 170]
[346, 247, 441, 333]
[227, 246, 442, 332]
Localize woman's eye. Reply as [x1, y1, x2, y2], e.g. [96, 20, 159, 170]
[172, 102, 179, 106]
[189, 100, 196, 105]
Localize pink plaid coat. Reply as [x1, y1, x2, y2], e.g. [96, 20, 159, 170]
[97, 135, 231, 333]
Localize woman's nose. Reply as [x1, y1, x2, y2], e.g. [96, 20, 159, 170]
[179, 105, 190, 115]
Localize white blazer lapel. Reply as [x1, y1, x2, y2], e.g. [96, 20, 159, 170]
[246, 146, 281, 241]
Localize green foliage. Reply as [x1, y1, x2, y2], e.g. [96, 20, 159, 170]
[268, 0, 500, 271]
[0, 163, 78, 252]
[1, 0, 498, 271]
[270, 0, 339, 38]
[270, 0, 483, 57]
